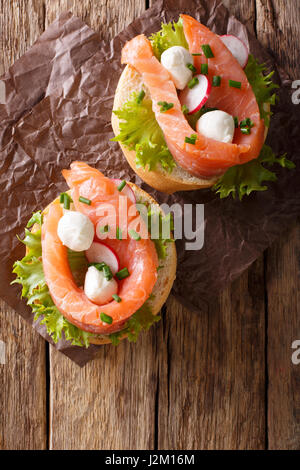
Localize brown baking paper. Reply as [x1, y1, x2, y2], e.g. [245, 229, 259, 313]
[1, 1, 299, 366]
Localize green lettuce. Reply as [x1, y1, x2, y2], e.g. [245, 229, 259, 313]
[109, 302, 160, 345]
[112, 92, 175, 173]
[12, 211, 167, 347]
[214, 57, 294, 199]
[245, 55, 278, 127]
[150, 18, 188, 60]
[213, 145, 295, 200]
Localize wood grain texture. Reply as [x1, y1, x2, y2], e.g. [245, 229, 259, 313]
[45, 0, 145, 40]
[0, 301, 47, 450]
[0, 0, 45, 75]
[256, 0, 300, 450]
[0, 0, 47, 451]
[256, 0, 300, 79]
[158, 260, 266, 450]
[266, 223, 300, 449]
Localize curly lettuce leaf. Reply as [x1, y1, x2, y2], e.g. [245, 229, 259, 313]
[245, 55, 278, 127]
[213, 145, 295, 200]
[109, 302, 161, 345]
[149, 18, 188, 60]
[147, 210, 174, 260]
[112, 92, 175, 173]
[12, 214, 93, 347]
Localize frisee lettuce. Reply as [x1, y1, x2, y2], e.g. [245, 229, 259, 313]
[109, 302, 160, 345]
[213, 144, 295, 199]
[12, 211, 165, 347]
[112, 92, 175, 173]
[214, 57, 293, 199]
[149, 18, 188, 60]
[244, 54, 278, 127]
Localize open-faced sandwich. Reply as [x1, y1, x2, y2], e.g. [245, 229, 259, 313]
[12, 162, 176, 347]
[112, 15, 294, 197]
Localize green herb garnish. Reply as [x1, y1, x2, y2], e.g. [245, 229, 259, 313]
[201, 44, 214, 58]
[79, 196, 91, 205]
[116, 268, 130, 280]
[100, 313, 113, 325]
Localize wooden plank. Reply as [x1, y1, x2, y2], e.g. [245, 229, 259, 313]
[256, 0, 300, 450]
[45, 0, 145, 38]
[266, 223, 300, 449]
[0, 301, 47, 450]
[46, 0, 159, 450]
[156, 0, 266, 450]
[0, 0, 47, 450]
[256, 0, 299, 78]
[158, 261, 266, 450]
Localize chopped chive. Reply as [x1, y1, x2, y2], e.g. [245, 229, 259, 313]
[79, 196, 91, 205]
[116, 267, 130, 280]
[201, 44, 214, 58]
[60, 192, 72, 209]
[100, 312, 113, 324]
[188, 77, 199, 89]
[181, 104, 189, 115]
[200, 63, 208, 75]
[212, 75, 221, 87]
[240, 127, 251, 135]
[116, 227, 122, 240]
[185, 134, 197, 145]
[112, 294, 122, 303]
[158, 101, 174, 112]
[129, 229, 141, 241]
[229, 79, 241, 89]
[192, 53, 202, 56]
[89, 262, 106, 271]
[136, 89, 145, 104]
[117, 180, 126, 192]
[63, 193, 71, 210]
[234, 116, 239, 128]
[186, 63, 196, 73]
[240, 118, 254, 128]
[99, 224, 110, 233]
[103, 265, 113, 281]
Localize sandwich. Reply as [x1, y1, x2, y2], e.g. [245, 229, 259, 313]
[12, 162, 176, 347]
[112, 14, 294, 197]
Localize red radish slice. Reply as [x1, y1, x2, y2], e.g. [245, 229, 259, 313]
[112, 179, 136, 203]
[86, 242, 120, 275]
[220, 35, 249, 68]
[179, 74, 211, 115]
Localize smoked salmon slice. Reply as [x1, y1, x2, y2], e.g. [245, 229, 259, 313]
[181, 15, 265, 165]
[42, 162, 158, 335]
[121, 16, 265, 178]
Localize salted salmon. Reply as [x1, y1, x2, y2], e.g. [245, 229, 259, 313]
[181, 15, 265, 165]
[42, 162, 158, 335]
[121, 16, 265, 178]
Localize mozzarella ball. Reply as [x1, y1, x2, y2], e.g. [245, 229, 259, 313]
[84, 266, 118, 305]
[161, 46, 194, 90]
[57, 211, 94, 252]
[196, 110, 235, 143]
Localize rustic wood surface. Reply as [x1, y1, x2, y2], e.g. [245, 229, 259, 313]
[0, 0, 299, 450]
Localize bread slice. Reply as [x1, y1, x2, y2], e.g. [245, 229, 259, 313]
[112, 65, 269, 194]
[29, 184, 177, 346]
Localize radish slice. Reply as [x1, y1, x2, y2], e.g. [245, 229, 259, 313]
[179, 74, 211, 115]
[220, 35, 249, 68]
[86, 242, 120, 275]
[112, 179, 136, 203]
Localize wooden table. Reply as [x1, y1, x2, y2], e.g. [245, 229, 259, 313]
[0, 0, 299, 450]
